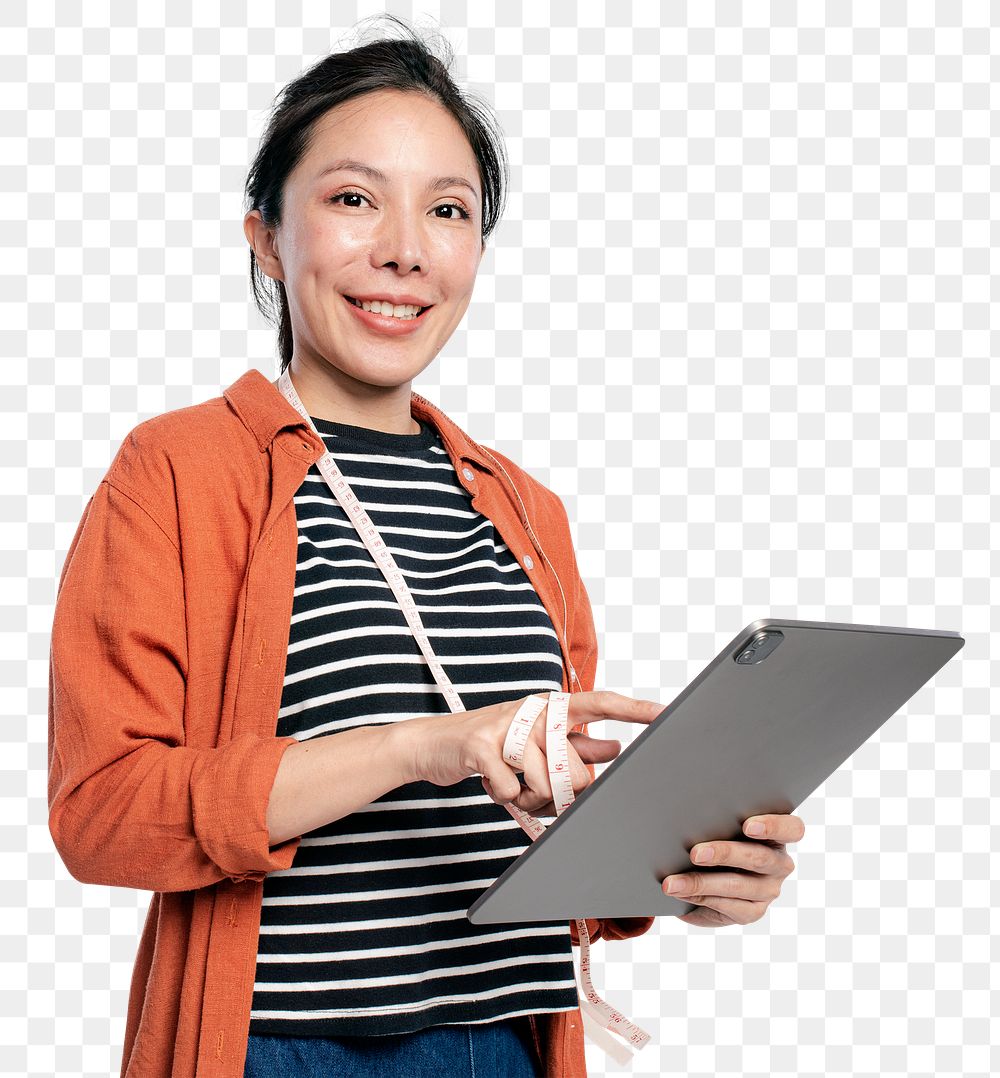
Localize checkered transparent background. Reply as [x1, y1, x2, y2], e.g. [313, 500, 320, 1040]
[5, 1, 995, 1075]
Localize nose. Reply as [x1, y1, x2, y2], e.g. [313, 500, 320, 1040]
[370, 203, 426, 273]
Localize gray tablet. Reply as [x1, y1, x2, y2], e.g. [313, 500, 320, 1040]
[467, 618, 964, 925]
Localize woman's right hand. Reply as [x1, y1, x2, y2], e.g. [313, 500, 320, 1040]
[397, 691, 664, 817]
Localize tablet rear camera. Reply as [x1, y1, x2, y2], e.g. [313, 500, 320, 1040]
[735, 629, 784, 664]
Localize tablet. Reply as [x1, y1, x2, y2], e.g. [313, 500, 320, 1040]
[467, 618, 964, 924]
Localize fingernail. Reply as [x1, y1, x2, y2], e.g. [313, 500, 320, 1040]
[693, 846, 713, 863]
[746, 821, 765, 836]
[666, 875, 688, 894]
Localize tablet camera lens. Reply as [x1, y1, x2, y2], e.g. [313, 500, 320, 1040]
[735, 629, 784, 664]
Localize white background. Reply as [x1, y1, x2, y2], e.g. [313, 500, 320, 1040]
[6, 2, 995, 1076]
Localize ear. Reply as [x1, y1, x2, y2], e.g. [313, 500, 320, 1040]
[244, 209, 284, 282]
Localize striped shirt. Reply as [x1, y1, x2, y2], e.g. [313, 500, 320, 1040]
[247, 412, 580, 1037]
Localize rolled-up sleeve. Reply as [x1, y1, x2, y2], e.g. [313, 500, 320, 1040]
[47, 478, 301, 892]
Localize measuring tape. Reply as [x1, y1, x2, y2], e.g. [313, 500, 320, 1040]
[277, 369, 652, 1058]
[501, 691, 651, 1055]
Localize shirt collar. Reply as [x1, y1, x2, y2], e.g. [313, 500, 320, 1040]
[222, 367, 496, 473]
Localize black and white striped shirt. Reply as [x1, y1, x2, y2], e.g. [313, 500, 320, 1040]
[247, 413, 580, 1037]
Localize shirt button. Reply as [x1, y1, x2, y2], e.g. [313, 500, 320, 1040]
[462, 467, 474, 482]
[524, 555, 534, 570]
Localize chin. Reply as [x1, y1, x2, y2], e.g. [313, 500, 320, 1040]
[338, 360, 431, 387]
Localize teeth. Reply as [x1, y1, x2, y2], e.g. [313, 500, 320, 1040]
[348, 297, 424, 319]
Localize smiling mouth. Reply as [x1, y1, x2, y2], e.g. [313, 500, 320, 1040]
[344, 295, 432, 320]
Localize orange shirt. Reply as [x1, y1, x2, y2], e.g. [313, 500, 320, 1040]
[47, 368, 654, 1076]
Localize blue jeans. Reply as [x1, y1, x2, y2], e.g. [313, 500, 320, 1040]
[243, 1016, 541, 1077]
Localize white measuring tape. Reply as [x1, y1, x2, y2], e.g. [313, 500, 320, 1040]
[500, 691, 651, 1058]
[277, 369, 651, 1059]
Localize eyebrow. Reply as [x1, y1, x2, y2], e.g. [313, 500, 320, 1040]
[316, 158, 479, 202]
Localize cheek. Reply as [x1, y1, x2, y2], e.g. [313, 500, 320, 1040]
[445, 242, 483, 298]
[302, 220, 361, 269]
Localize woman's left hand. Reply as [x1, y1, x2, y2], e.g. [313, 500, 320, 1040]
[662, 813, 806, 928]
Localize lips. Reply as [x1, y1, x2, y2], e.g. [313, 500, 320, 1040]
[340, 293, 433, 333]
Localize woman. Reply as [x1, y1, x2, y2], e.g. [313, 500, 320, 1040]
[48, 15, 801, 1078]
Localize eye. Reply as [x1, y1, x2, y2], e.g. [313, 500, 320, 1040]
[328, 190, 370, 209]
[434, 203, 472, 221]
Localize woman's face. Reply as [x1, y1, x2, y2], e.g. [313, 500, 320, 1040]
[247, 88, 486, 389]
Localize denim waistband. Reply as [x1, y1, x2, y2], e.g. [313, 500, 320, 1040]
[243, 1015, 541, 1078]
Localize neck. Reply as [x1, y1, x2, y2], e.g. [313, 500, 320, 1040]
[275, 360, 420, 436]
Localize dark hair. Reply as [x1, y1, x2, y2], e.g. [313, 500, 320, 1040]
[243, 14, 509, 372]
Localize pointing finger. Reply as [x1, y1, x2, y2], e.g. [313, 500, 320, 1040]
[579, 691, 665, 725]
